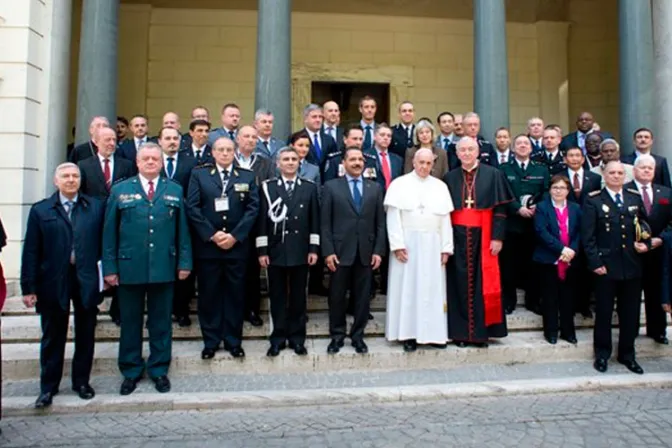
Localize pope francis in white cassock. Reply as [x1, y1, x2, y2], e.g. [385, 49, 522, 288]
[384, 148, 454, 352]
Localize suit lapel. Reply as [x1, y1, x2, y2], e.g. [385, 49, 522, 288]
[209, 167, 224, 194]
[224, 168, 238, 196]
[341, 177, 359, 214]
[90, 156, 107, 187]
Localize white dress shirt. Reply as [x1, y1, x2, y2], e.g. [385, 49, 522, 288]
[138, 174, 159, 196]
[568, 167, 584, 190]
[281, 175, 298, 191]
[191, 143, 206, 158]
[135, 136, 148, 149]
[546, 149, 559, 161]
[606, 187, 624, 204]
[305, 128, 322, 149]
[516, 158, 529, 170]
[163, 153, 178, 178]
[634, 180, 653, 204]
[496, 149, 511, 163]
[323, 125, 337, 142]
[97, 153, 114, 178]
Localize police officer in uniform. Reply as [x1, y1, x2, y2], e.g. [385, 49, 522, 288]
[256, 146, 320, 357]
[531, 126, 567, 176]
[102, 143, 192, 396]
[185, 136, 259, 360]
[582, 160, 650, 374]
[500, 135, 550, 314]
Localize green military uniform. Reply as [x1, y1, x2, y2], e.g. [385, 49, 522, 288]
[102, 175, 192, 381]
[499, 159, 550, 313]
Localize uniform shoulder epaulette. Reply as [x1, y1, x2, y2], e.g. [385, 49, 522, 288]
[588, 190, 601, 197]
[112, 177, 128, 185]
[235, 166, 252, 172]
[326, 151, 341, 158]
[299, 176, 315, 184]
[364, 152, 376, 159]
[263, 177, 278, 184]
[627, 188, 640, 195]
[195, 162, 214, 169]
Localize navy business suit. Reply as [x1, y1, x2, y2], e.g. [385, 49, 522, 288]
[533, 197, 581, 340]
[21, 193, 105, 394]
[78, 154, 137, 200]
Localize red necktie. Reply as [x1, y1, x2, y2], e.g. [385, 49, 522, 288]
[103, 158, 111, 190]
[642, 185, 652, 215]
[147, 180, 155, 201]
[573, 172, 581, 198]
[380, 151, 392, 190]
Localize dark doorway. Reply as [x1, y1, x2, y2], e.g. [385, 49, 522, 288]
[311, 82, 390, 125]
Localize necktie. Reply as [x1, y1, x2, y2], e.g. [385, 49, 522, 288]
[167, 157, 175, 178]
[286, 180, 294, 200]
[327, 127, 334, 140]
[500, 154, 506, 164]
[444, 138, 450, 150]
[262, 140, 269, 154]
[313, 133, 322, 161]
[228, 130, 235, 140]
[615, 192, 623, 207]
[578, 133, 586, 151]
[521, 162, 526, 172]
[136, 139, 142, 150]
[573, 172, 581, 198]
[65, 201, 75, 264]
[352, 179, 362, 212]
[642, 185, 652, 215]
[221, 170, 230, 189]
[363, 125, 372, 150]
[195, 149, 202, 161]
[380, 151, 392, 190]
[103, 158, 111, 190]
[147, 180, 155, 201]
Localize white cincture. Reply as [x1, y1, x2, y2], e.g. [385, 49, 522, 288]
[262, 180, 288, 242]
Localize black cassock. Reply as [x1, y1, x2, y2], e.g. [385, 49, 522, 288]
[443, 164, 513, 342]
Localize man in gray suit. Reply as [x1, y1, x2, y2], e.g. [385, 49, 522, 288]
[321, 147, 386, 355]
[254, 109, 283, 159]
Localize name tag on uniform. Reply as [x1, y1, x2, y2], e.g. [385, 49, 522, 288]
[215, 196, 229, 212]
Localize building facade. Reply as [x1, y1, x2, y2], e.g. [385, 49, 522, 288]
[1, 0, 671, 283]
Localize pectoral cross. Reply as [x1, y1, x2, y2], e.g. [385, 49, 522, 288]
[465, 197, 475, 209]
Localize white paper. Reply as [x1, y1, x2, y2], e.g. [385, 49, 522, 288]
[97, 260, 104, 292]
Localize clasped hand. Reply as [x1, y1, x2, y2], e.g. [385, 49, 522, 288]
[212, 231, 237, 250]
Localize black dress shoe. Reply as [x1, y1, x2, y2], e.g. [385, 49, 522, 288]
[403, 340, 417, 352]
[562, 336, 578, 344]
[618, 358, 644, 374]
[201, 347, 218, 360]
[72, 384, 95, 400]
[545, 336, 558, 345]
[226, 345, 246, 358]
[368, 313, 374, 320]
[266, 342, 286, 357]
[34, 392, 55, 409]
[247, 312, 263, 327]
[120, 377, 139, 395]
[455, 341, 468, 348]
[327, 339, 344, 354]
[289, 343, 308, 356]
[351, 340, 368, 354]
[177, 315, 192, 327]
[594, 358, 608, 373]
[473, 342, 489, 348]
[652, 335, 669, 345]
[152, 375, 171, 393]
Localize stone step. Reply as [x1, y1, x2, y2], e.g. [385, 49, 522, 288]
[0, 307, 658, 344]
[2, 326, 670, 381]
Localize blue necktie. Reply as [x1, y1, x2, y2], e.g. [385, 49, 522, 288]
[352, 179, 362, 212]
[615, 192, 623, 207]
[363, 126, 372, 150]
[313, 133, 322, 161]
[167, 157, 175, 178]
[443, 138, 450, 150]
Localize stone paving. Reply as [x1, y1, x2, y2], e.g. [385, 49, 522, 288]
[4, 358, 672, 398]
[1, 387, 671, 447]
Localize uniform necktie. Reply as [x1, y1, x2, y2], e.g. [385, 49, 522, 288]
[500, 153, 506, 164]
[286, 180, 294, 200]
[352, 178, 362, 212]
[167, 157, 175, 178]
[573, 172, 581, 198]
[228, 130, 235, 140]
[262, 140, 269, 154]
[103, 158, 111, 190]
[221, 170, 229, 189]
[521, 162, 526, 171]
[313, 133, 322, 161]
[195, 149, 202, 161]
[363, 125, 372, 150]
[380, 151, 392, 190]
[615, 192, 623, 207]
[147, 180, 155, 201]
[444, 138, 450, 150]
[642, 185, 652, 215]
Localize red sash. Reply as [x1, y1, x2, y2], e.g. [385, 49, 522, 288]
[451, 208, 503, 326]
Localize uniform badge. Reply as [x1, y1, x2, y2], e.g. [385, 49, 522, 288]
[135, 194, 142, 200]
[628, 205, 637, 212]
[210, 168, 216, 175]
[234, 183, 249, 192]
[602, 204, 609, 213]
[364, 167, 377, 179]
[338, 164, 345, 177]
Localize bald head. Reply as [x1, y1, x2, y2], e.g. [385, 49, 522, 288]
[323, 100, 340, 126]
[94, 127, 117, 157]
[162, 112, 180, 130]
[236, 125, 258, 155]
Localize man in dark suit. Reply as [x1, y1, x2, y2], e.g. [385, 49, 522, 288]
[180, 119, 213, 165]
[21, 163, 105, 408]
[531, 126, 567, 175]
[69, 116, 110, 164]
[621, 127, 672, 188]
[493, 127, 514, 168]
[322, 101, 344, 149]
[390, 101, 416, 158]
[103, 143, 192, 396]
[626, 154, 672, 344]
[117, 115, 153, 162]
[254, 108, 283, 159]
[582, 161, 651, 375]
[564, 146, 602, 318]
[79, 127, 136, 199]
[257, 147, 320, 357]
[302, 104, 338, 168]
[435, 112, 459, 151]
[235, 126, 275, 327]
[322, 147, 386, 355]
[560, 111, 612, 153]
[186, 137, 259, 360]
[158, 127, 198, 327]
[527, 117, 545, 154]
[447, 112, 497, 169]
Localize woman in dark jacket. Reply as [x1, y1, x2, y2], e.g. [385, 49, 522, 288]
[533, 175, 581, 344]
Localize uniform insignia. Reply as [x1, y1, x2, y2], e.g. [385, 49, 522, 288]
[264, 178, 277, 184]
[299, 176, 314, 184]
[589, 190, 601, 197]
[233, 170, 239, 176]
[602, 204, 610, 213]
[235, 167, 252, 172]
[364, 167, 377, 179]
[627, 188, 640, 195]
[164, 194, 179, 201]
[628, 205, 637, 212]
[196, 163, 213, 169]
[338, 164, 345, 177]
[135, 194, 142, 200]
[210, 168, 216, 175]
[234, 183, 249, 192]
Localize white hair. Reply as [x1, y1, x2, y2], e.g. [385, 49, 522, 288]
[599, 138, 620, 152]
[54, 162, 79, 176]
[254, 108, 273, 121]
[136, 142, 162, 159]
[634, 153, 656, 168]
[456, 136, 478, 150]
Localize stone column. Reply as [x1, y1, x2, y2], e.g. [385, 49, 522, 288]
[473, 0, 509, 140]
[535, 22, 570, 133]
[619, 0, 654, 155]
[74, 0, 119, 145]
[255, 0, 292, 139]
[653, 0, 672, 165]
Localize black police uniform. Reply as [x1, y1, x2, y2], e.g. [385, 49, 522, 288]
[531, 149, 567, 176]
[256, 176, 320, 351]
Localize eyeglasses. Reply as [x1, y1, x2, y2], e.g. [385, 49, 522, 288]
[551, 186, 568, 191]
